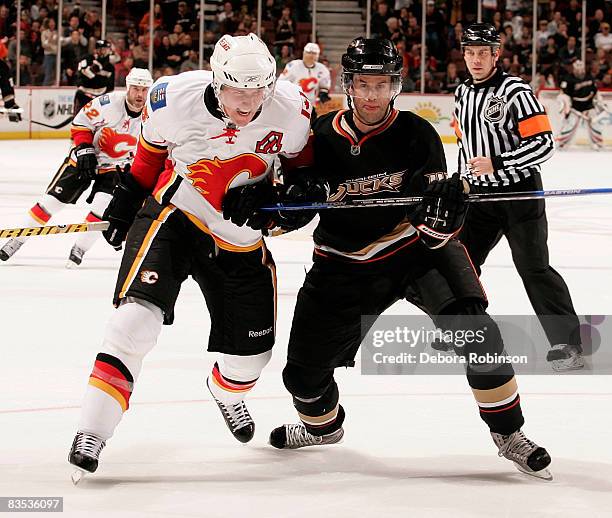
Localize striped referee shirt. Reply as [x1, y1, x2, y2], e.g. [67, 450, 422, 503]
[454, 68, 554, 188]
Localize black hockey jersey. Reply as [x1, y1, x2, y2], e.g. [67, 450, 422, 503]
[300, 109, 447, 261]
[77, 54, 115, 95]
[560, 75, 597, 112]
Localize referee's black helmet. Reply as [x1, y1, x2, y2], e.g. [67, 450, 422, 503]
[461, 23, 501, 48]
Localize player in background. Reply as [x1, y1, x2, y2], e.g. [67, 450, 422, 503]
[279, 42, 331, 109]
[0, 39, 21, 123]
[224, 37, 552, 480]
[453, 23, 583, 371]
[67, 34, 311, 482]
[74, 40, 117, 116]
[557, 60, 606, 150]
[0, 68, 152, 266]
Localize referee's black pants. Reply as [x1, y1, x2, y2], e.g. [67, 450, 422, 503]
[458, 174, 581, 349]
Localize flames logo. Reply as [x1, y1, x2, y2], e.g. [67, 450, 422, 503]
[98, 127, 137, 158]
[299, 77, 318, 94]
[186, 154, 269, 211]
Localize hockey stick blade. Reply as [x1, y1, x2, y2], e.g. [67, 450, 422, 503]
[0, 221, 109, 239]
[261, 187, 612, 211]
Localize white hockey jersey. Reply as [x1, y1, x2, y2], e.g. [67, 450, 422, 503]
[71, 91, 143, 173]
[137, 70, 312, 251]
[279, 60, 331, 106]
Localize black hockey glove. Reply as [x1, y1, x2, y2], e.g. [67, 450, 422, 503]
[275, 174, 329, 231]
[102, 165, 146, 250]
[4, 98, 21, 123]
[319, 91, 331, 104]
[222, 180, 279, 230]
[412, 173, 467, 249]
[75, 143, 98, 181]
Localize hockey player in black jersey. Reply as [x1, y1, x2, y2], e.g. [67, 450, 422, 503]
[73, 40, 116, 116]
[223, 37, 553, 480]
[557, 59, 605, 150]
[454, 23, 583, 372]
[0, 51, 21, 123]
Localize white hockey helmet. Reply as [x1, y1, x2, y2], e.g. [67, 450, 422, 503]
[210, 33, 276, 92]
[126, 67, 153, 88]
[303, 42, 321, 55]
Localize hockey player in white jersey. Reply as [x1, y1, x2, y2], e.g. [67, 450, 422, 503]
[67, 33, 312, 482]
[0, 68, 152, 266]
[279, 42, 331, 108]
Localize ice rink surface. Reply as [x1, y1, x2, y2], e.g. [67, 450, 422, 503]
[1, 140, 611, 517]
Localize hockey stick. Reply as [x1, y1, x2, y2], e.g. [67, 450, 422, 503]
[261, 187, 612, 211]
[0, 221, 109, 239]
[0, 107, 25, 115]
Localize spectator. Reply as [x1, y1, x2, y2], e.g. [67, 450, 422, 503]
[218, 2, 237, 34]
[0, 5, 8, 39]
[175, 1, 195, 32]
[387, 17, 404, 45]
[595, 23, 612, 52]
[201, 30, 216, 62]
[553, 22, 569, 49]
[404, 14, 422, 48]
[539, 36, 559, 76]
[62, 29, 88, 84]
[180, 49, 200, 72]
[139, 4, 164, 35]
[425, 0, 446, 60]
[589, 9, 605, 46]
[169, 23, 188, 48]
[559, 35, 580, 66]
[131, 35, 149, 68]
[155, 34, 181, 68]
[275, 43, 293, 73]
[448, 22, 462, 51]
[371, 2, 391, 39]
[41, 17, 58, 85]
[535, 20, 550, 49]
[63, 15, 80, 38]
[275, 7, 296, 51]
[115, 55, 133, 86]
[594, 48, 610, 79]
[81, 10, 101, 40]
[441, 61, 462, 94]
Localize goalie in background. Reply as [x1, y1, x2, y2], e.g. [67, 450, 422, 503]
[557, 60, 606, 150]
[0, 68, 152, 266]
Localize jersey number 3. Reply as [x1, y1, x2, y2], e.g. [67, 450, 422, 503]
[186, 154, 269, 211]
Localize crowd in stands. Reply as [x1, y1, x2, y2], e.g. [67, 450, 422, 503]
[0, 0, 610, 94]
[370, 0, 612, 92]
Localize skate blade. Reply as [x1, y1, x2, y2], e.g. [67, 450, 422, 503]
[66, 260, 80, 269]
[71, 468, 86, 485]
[515, 463, 553, 481]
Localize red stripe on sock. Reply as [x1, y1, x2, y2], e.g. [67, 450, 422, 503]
[211, 364, 257, 392]
[479, 395, 521, 414]
[91, 360, 133, 406]
[30, 203, 51, 224]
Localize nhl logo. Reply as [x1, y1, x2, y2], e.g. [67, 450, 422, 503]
[43, 100, 56, 119]
[484, 96, 505, 123]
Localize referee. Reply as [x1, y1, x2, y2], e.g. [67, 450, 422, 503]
[454, 23, 583, 371]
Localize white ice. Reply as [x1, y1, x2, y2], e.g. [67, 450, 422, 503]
[0, 141, 611, 518]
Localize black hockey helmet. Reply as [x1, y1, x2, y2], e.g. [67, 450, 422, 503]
[95, 39, 111, 50]
[341, 37, 403, 75]
[461, 23, 501, 48]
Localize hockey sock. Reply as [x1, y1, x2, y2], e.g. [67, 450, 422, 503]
[470, 375, 524, 435]
[78, 298, 162, 440]
[293, 381, 343, 436]
[208, 350, 272, 405]
[72, 192, 112, 252]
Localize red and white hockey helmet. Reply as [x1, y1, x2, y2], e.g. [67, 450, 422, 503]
[126, 68, 153, 88]
[210, 33, 276, 93]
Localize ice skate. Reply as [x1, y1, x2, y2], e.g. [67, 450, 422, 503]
[491, 429, 552, 480]
[206, 378, 255, 443]
[269, 423, 344, 449]
[68, 431, 106, 485]
[547, 344, 584, 372]
[0, 239, 24, 261]
[66, 244, 86, 268]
